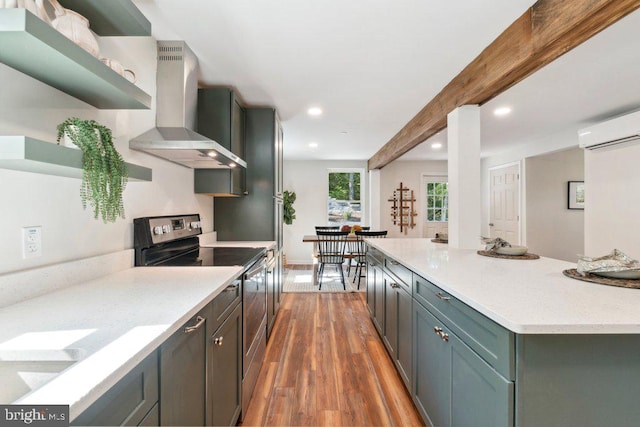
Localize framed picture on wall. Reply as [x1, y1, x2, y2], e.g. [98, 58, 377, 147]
[568, 181, 585, 210]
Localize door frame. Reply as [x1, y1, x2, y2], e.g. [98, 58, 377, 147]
[420, 174, 448, 238]
[487, 161, 523, 245]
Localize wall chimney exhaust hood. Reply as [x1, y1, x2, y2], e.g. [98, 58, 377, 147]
[130, 41, 247, 169]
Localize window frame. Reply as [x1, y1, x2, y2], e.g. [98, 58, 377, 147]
[327, 168, 366, 226]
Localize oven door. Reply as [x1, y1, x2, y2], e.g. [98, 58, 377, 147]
[242, 256, 267, 376]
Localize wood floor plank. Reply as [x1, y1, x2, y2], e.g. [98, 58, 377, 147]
[241, 292, 424, 427]
[290, 369, 317, 426]
[263, 387, 295, 427]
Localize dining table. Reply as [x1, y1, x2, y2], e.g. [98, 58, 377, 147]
[302, 234, 361, 286]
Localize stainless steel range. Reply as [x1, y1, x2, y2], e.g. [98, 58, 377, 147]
[133, 214, 268, 420]
[133, 214, 264, 268]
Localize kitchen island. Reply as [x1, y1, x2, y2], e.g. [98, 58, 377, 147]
[365, 238, 640, 427]
[0, 239, 276, 424]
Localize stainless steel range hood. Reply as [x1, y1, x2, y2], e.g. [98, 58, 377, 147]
[130, 41, 246, 169]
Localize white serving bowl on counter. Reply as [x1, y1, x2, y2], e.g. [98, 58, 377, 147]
[495, 245, 528, 256]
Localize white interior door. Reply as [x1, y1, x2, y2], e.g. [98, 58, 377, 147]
[489, 164, 520, 243]
[422, 175, 448, 238]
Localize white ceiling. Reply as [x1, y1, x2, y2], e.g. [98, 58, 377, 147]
[132, 1, 640, 163]
[401, 7, 640, 161]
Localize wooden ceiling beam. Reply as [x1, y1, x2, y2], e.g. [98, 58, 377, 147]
[368, 0, 640, 170]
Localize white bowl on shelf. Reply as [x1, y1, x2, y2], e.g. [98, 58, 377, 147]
[495, 245, 528, 256]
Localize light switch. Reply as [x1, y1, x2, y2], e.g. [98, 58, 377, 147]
[22, 226, 42, 259]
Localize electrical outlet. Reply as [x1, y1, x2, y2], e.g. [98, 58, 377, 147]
[22, 226, 42, 259]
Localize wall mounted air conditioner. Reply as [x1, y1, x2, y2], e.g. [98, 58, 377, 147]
[578, 110, 640, 151]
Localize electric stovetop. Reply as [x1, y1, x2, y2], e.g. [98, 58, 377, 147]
[157, 246, 264, 267]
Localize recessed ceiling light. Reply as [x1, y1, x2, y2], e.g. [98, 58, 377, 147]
[431, 142, 442, 149]
[340, 131, 348, 135]
[494, 107, 512, 116]
[207, 151, 217, 157]
[307, 107, 323, 116]
[308, 142, 318, 148]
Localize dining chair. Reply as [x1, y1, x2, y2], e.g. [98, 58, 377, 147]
[316, 230, 349, 290]
[353, 230, 388, 289]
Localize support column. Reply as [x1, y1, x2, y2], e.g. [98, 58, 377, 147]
[447, 105, 481, 249]
[368, 169, 381, 230]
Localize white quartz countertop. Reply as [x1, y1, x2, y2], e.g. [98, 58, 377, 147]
[367, 238, 640, 334]
[0, 265, 244, 420]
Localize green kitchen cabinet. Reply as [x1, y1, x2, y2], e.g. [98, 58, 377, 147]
[382, 272, 398, 360]
[267, 250, 281, 338]
[365, 253, 385, 336]
[71, 352, 158, 426]
[195, 87, 246, 197]
[365, 254, 376, 317]
[383, 270, 413, 390]
[209, 303, 243, 427]
[196, 87, 245, 157]
[160, 311, 208, 426]
[414, 302, 451, 427]
[214, 108, 283, 244]
[413, 301, 513, 427]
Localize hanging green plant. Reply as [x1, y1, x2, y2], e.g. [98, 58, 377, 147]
[283, 190, 296, 225]
[56, 117, 128, 223]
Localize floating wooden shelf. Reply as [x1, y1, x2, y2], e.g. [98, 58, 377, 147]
[0, 136, 152, 181]
[58, 0, 151, 36]
[0, 9, 151, 109]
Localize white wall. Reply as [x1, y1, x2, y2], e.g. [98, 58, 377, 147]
[380, 160, 448, 238]
[525, 148, 584, 262]
[0, 37, 213, 275]
[481, 128, 580, 238]
[584, 144, 640, 257]
[282, 160, 368, 264]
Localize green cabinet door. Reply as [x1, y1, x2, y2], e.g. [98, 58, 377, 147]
[195, 88, 246, 196]
[396, 285, 412, 390]
[413, 301, 451, 427]
[414, 301, 513, 427]
[160, 312, 207, 426]
[71, 352, 158, 426]
[383, 273, 398, 359]
[373, 263, 385, 335]
[209, 303, 242, 427]
[365, 255, 376, 316]
[450, 332, 514, 427]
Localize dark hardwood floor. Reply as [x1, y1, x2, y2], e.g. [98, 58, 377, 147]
[241, 292, 424, 426]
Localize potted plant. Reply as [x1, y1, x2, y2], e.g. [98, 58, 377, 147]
[56, 117, 128, 223]
[283, 190, 296, 225]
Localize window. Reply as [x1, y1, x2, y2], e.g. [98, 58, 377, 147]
[426, 182, 448, 222]
[328, 170, 363, 225]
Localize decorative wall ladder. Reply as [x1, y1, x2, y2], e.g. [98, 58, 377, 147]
[388, 182, 417, 234]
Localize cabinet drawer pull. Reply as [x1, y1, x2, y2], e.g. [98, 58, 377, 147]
[433, 326, 449, 342]
[390, 260, 400, 265]
[184, 316, 206, 334]
[225, 284, 239, 292]
[390, 282, 400, 289]
[436, 292, 451, 301]
[214, 336, 224, 347]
